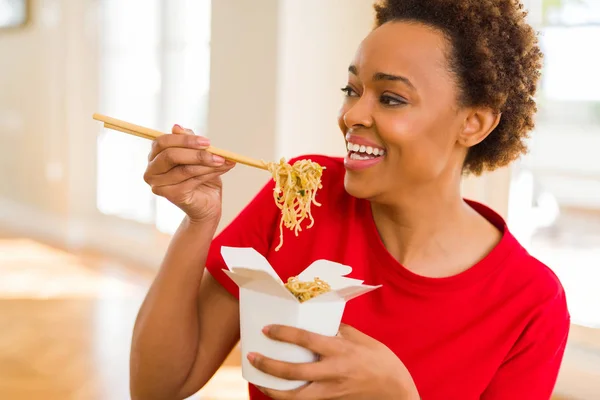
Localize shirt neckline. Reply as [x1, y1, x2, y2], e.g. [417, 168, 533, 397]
[361, 198, 520, 292]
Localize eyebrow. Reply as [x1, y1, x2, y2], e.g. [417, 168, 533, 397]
[348, 65, 416, 91]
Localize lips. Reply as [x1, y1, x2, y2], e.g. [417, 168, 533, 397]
[344, 136, 386, 171]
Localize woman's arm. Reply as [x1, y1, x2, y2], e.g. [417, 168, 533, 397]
[130, 217, 240, 400]
[129, 125, 282, 399]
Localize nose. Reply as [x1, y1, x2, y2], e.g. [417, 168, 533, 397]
[342, 97, 374, 130]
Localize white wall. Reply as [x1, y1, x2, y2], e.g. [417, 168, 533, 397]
[0, 0, 70, 221]
[0, 0, 169, 265]
[206, 0, 280, 231]
[275, 0, 374, 160]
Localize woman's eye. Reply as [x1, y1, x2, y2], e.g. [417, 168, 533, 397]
[340, 86, 359, 97]
[380, 95, 407, 106]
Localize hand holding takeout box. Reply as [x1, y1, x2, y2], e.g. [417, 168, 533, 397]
[220, 246, 382, 391]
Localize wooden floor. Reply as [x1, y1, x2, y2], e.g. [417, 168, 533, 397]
[0, 236, 247, 400]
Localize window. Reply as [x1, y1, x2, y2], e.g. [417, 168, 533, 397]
[96, 0, 212, 234]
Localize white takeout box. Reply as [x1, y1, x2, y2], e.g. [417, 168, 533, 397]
[220, 246, 382, 391]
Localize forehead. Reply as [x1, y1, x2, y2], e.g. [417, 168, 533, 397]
[351, 21, 451, 83]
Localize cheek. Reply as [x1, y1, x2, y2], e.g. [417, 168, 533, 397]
[379, 113, 453, 174]
[377, 113, 422, 155]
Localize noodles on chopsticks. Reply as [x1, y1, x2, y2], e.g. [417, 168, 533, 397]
[265, 158, 324, 251]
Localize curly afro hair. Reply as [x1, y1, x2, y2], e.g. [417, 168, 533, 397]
[374, 0, 543, 175]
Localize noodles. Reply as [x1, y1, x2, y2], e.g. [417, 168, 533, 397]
[265, 158, 324, 251]
[284, 276, 331, 303]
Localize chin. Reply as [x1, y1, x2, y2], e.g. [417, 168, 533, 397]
[343, 173, 378, 200]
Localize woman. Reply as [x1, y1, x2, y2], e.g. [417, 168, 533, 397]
[130, 0, 570, 399]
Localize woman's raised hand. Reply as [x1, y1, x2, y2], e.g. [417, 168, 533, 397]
[143, 124, 235, 224]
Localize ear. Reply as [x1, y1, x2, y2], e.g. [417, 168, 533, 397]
[458, 108, 501, 147]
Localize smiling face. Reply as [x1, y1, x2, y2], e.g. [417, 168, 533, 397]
[338, 21, 480, 202]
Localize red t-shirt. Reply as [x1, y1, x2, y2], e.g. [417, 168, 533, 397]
[206, 155, 570, 400]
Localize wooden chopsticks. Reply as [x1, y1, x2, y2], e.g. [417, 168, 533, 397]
[92, 113, 269, 171]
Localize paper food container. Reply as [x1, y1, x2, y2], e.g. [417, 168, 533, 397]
[220, 246, 382, 391]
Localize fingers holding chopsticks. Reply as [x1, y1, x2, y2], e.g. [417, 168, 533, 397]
[142, 124, 236, 223]
[148, 124, 210, 161]
[145, 163, 233, 188]
[146, 147, 227, 174]
[148, 169, 231, 200]
[144, 124, 234, 188]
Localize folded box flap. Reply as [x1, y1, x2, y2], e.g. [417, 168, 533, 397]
[221, 246, 282, 284]
[224, 269, 297, 300]
[223, 269, 255, 287]
[297, 259, 364, 290]
[333, 284, 382, 302]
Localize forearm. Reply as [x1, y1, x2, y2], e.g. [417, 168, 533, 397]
[130, 216, 219, 399]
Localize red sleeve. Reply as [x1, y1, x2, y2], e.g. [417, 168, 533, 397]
[205, 178, 280, 300]
[482, 289, 570, 400]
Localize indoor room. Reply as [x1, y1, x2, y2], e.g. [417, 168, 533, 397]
[0, 0, 599, 399]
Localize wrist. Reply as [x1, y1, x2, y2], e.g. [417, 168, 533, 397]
[171, 215, 221, 243]
[186, 214, 221, 230]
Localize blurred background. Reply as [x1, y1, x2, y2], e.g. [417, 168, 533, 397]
[0, 0, 598, 399]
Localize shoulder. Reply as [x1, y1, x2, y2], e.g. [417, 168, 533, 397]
[523, 255, 567, 312]
[469, 199, 569, 321]
[487, 235, 571, 376]
[503, 235, 569, 324]
[505, 233, 565, 301]
[469, 199, 567, 312]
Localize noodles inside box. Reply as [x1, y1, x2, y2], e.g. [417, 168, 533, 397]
[220, 246, 382, 391]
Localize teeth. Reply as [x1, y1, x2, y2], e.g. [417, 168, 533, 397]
[346, 141, 386, 156]
[350, 153, 371, 161]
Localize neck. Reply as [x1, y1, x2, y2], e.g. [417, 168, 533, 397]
[369, 177, 492, 275]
